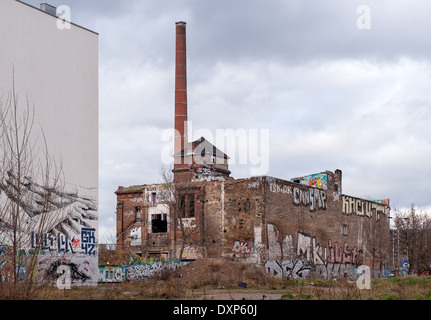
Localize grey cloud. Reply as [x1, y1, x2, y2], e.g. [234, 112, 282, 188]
[18, 0, 431, 238]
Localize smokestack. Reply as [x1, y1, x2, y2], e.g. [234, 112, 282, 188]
[174, 21, 188, 164]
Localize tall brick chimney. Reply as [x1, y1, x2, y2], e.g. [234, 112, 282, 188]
[172, 21, 231, 183]
[173, 21, 191, 182]
[174, 21, 188, 163]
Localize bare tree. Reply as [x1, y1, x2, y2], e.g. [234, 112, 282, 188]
[159, 165, 204, 261]
[394, 205, 431, 275]
[365, 216, 391, 277]
[0, 77, 65, 299]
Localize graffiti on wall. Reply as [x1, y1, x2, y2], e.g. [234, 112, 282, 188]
[31, 228, 97, 256]
[269, 183, 292, 195]
[255, 176, 329, 211]
[291, 173, 328, 191]
[98, 259, 189, 282]
[265, 258, 315, 279]
[0, 173, 98, 287]
[264, 224, 365, 280]
[293, 187, 327, 211]
[230, 240, 266, 263]
[130, 227, 142, 246]
[37, 255, 99, 286]
[176, 246, 203, 260]
[232, 240, 252, 254]
[0, 260, 26, 282]
[179, 218, 197, 230]
[342, 195, 389, 220]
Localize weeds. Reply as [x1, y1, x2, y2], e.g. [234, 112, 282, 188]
[2, 259, 430, 300]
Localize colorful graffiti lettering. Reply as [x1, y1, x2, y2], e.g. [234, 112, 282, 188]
[232, 240, 252, 254]
[291, 173, 328, 191]
[265, 224, 365, 280]
[31, 229, 97, 256]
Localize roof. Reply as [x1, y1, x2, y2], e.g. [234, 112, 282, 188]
[174, 137, 229, 159]
[15, 0, 99, 35]
[115, 185, 146, 194]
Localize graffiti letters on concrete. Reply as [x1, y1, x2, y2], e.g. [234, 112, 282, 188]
[265, 224, 363, 280]
[265, 258, 312, 279]
[293, 187, 327, 211]
[31, 228, 97, 256]
[130, 227, 142, 246]
[37, 255, 100, 286]
[98, 259, 189, 283]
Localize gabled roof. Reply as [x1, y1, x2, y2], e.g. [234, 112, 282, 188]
[174, 137, 229, 159]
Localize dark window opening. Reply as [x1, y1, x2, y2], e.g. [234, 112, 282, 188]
[179, 194, 196, 217]
[179, 195, 186, 217]
[151, 214, 167, 233]
[188, 194, 195, 217]
[135, 206, 141, 213]
[151, 192, 157, 206]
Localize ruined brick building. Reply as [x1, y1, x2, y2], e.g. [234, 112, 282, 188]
[115, 22, 391, 280]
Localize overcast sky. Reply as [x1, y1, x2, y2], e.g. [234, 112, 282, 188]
[23, 0, 431, 241]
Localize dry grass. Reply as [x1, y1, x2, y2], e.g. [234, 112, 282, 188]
[41, 274, 430, 301]
[2, 259, 430, 300]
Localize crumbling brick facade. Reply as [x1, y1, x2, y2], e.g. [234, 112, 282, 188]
[115, 21, 391, 280]
[115, 169, 391, 279]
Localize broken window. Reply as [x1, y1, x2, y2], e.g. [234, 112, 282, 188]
[151, 192, 157, 206]
[151, 214, 167, 233]
[179, 195, 186, 217]
[188, 194, 195, 217]
[179, 193, 196, 217]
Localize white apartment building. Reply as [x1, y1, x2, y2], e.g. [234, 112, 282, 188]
[0, 1, 99, 286]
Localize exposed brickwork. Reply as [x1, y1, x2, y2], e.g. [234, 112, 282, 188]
[115, 170, 390, 271]
[115, 22, 391, 278]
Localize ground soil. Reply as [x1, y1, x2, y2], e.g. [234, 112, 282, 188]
[171, 258, 268, 286]
[167, 258, 287, 300]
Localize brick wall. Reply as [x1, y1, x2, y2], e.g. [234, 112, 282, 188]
[115, 170, 391, 277]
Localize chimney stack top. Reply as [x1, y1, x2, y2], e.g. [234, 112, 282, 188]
[40, 2, 57, 16]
